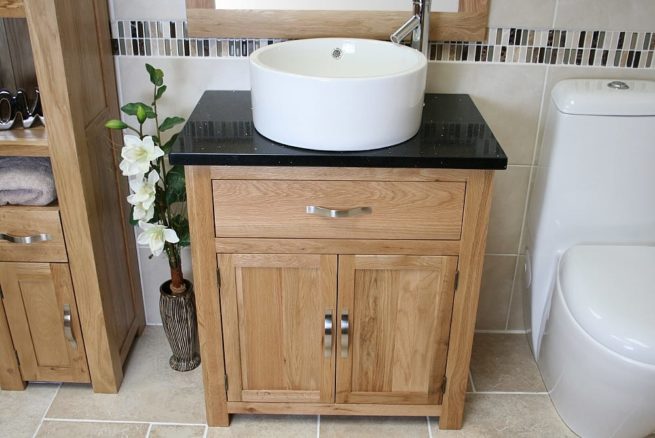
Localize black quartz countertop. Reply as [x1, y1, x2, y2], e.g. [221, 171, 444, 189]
[170, 91, 507, 169]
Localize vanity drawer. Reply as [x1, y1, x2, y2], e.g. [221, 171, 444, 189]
[0, 207, 67, 262]
[213, 180, 466, 240]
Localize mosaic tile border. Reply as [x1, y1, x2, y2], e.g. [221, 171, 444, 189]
[110, 20, 655, 69]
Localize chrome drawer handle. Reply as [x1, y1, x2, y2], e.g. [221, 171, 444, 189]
[63, 304, 78, 349]
[306, 205, 372, 218]
[341, 309, 349, 358]
[324, 310, 333, 358]
[0, 232, 51, 244]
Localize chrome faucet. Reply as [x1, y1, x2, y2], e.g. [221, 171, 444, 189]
[390, 0, 432, 57]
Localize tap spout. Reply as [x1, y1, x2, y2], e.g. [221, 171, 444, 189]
[390, 15, 421, 44]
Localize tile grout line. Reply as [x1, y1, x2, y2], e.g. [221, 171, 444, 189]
[42, 418, 207, 427]
[145, 422, 153, 437]
[316, 415, 320, 438]
[427, 415, 434, 438]
[203, 424, 208, 438]
[32, 383, 61, 438]
[468, 391, 548, 395]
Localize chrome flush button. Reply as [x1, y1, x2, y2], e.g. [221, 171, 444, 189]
[331, 48, 343, 60]
[607, 80, 629, 90]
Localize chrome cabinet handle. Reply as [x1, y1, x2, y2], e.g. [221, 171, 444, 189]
[340, 309, 349, 358]
[306, 205, 372, 218]
[324, 310, 333, 358]
[0, 232, 51, 244]
[63, 304, 78, 349]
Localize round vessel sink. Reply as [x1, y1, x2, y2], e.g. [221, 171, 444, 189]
[249, 38, 427, 152]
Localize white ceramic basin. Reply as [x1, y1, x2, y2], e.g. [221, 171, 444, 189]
[249, 38, 427, 151]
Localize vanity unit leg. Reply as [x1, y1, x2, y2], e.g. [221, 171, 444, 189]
[186, 166, 230, 426]
[440, 171, 494, 429]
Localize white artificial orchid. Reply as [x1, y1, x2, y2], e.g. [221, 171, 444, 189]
[137, 221, 179, 257]
[127, 170, 159, 209]
[119, 135, 164, 176]
[132, 201, 154, 222]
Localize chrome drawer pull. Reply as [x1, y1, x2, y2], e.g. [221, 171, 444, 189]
[0, 232, 51, 244]
[340, 309, 349, 358]
[324, 310, 333, 358]
[63, 304, 78, 349]
[306, 205, 372, 218]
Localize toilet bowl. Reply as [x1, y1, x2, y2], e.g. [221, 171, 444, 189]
[539, 245, 655, 438]
[524, 79, 655, 438]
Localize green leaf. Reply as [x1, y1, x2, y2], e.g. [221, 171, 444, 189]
[128, 206, 139, 225]
[171, 215, 190, 247]
[120, 103, 140, 116]
[165, 165, 186, 205]
[155, 85, 167, 101]
[161, 133, 179, 154]
[159, 116, 185, 132]
[121, 102, 156, 119]
[145, 63, 164, 87]
[105, 119, 128, 130]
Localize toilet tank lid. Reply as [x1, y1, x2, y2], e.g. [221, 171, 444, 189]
[557, 245, 655, 365]
[552, 79, 655, 116]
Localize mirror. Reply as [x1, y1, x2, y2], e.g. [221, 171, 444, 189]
[186, 0, 488, 42]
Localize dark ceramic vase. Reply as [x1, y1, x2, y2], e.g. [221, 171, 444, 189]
[159, 280, 201, 371]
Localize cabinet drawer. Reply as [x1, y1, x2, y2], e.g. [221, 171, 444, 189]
[0, 207, 67, 262]
[213, 180, 465, 240]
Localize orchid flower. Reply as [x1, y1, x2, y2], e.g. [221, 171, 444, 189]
[137, 221, 179, 257]
[119, 135, 164, 176]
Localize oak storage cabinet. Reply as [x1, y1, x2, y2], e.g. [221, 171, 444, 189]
[0, 0, 144, 392]
[186, 166, 494, 428]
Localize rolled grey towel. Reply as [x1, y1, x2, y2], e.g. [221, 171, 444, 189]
[0, 157, 57, 206]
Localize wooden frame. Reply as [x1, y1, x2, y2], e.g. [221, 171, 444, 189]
[187, 166, 493, 428]
[0, 0, 25, 18]
[186, 0, 488, 42]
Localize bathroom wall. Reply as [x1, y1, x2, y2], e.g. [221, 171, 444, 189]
[109, 0, 655, 327]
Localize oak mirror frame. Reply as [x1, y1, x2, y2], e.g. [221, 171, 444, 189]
[186, 0, 488, 42]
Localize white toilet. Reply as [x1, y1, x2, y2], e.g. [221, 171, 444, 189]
[524, 79, 655, 438]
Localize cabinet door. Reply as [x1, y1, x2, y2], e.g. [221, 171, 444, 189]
[219, 254, 337, 403]
[336, 255, 458, 405]
[0, 263, 89, 383]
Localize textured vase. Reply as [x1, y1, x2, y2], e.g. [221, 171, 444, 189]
[159, 280, 201, 371]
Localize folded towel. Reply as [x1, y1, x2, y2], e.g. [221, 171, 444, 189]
[0, 157, 57, 206]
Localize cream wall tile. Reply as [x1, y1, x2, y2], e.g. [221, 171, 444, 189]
[470, 333, 544, 392]
[476, 255, 516, 331]
[109, 0, 186, 21]
[430, 394, 576, 436]
[554, 0, 655, 31]
[507, 255, 528, 331]
[46, 327, 205, 424]
[36, 421, 148, 438]
[207, 415, 317, 437]
[488, 0, 557, 29]
[426, 63, 546, 165]
[0, 383, 59, 438]
[486, 166, 531, 255]
[320, 416, 428, 438]
[150, 424, 206, 438]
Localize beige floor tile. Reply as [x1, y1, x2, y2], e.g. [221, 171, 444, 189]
[470, 333, 544, 393]
[431, 394, 575, 437]
[0, 382, 59, 438]
[149, 424, 206, 438]
[46, 326, 205, 423]
[207, 415, 316, 438]
[36, 420, 148, 437]
[320, 416, 428, 438]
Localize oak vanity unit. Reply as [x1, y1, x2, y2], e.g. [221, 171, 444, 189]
[0, 0, 144, 392]
[171, 91, 507, 429]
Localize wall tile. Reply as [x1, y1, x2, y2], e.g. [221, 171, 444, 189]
[555, 0, 655, 32]
[488, 0, 557, 29]
[427, 63, 546, 165]
[486, 166, 531, 255]
[476, 255, 517, 331]
[110, 0, 186, 21]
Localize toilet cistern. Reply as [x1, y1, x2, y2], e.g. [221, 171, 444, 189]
[390, 0, 432, 57]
